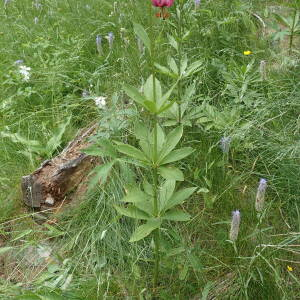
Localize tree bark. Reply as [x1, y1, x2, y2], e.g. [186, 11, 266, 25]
[21, 124, 99, 219]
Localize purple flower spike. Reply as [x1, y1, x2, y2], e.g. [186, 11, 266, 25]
[107, 32, 114, 50]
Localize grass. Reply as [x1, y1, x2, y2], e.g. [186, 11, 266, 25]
[0, 0, 300, 299]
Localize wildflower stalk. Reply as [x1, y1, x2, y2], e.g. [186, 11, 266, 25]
[232, 242, 249, 300]
[177, 1, 183, 124]
[149, 1, 160, 289]
[289, 9, 297, 55]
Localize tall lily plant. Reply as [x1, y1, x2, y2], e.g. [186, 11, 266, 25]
[115, 0, 196, 288]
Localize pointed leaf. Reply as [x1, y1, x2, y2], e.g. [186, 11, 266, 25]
[88, 160, 115, 189]
[123, 84, 147, 107]
[158, 166, 184, 181]
[114, 142, 149, 162]
[164, 187, 197, 211]
[121, 189, 148, 203]
[133, 23, 151, 53]
[154, 63, 177, 78]
[143, 75, 162, 107]
[168, 57, 178, 75]
[120, 189, 153, 215]
[168, 35, 178, 50]
[184, 60, 203, 78]
[159, 180, 176, 212]
[160, 147, 194, 165]
[162, 209, 191, 221]
[158, 126, 183, 163]
[83, 139, 117, 158]
[143, 180, 154, 196]
[114, 205, 150, 220]
[129, 219, 161, 242]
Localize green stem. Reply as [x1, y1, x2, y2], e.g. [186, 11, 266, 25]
[233, 242, 249, 300]
[289, 9, 297, 55]
[177, 2, 183, 124]
[149, 1, 160, 289]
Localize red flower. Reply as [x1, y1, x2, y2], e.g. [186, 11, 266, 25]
[151, 0, 175, 8]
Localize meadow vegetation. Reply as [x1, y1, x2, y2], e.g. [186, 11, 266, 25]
[0, 0, 300, 299]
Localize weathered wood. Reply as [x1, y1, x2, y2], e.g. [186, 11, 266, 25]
[21, 124, 99, 216]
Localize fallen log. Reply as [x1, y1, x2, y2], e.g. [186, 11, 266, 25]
[21, 124, 99, 220]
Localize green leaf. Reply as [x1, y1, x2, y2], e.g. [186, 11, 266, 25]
[168, 35, 178, 50]
[120, 189, 153, 215]
[179, 264, 189, 280]
[134, 122, 149, 141]
[144, 75, 162, 101]
[154, 63, 176, 78]
[143, 180, 154, 196]
[201, 281, 213, 300]
[158, 126, 183, 163]
[121, 189, 148, 203]
[166, 247, 185, 257]
[46, 116, 71, 155]
[158, 166, 184, 181]
[159, 180, 176, 212]
[133, 23, 151, 53]
[144, 100, 157, 113]
[88, 160, 115, 189]
[162, 209, 191, 221]
[114, 142, 149, 162]
[181, 55, 188, 75]
[160, 147, 194, 165]
[123, 84, 147, 107]
[156, 124, 166, 153]
[114, 205, 150, 220]
[168, 57, 178, 75]
[83, 139, 118, 158]
[164, 187, 197, 211]
[129, 219, 161, 242]
[11, 229, 33, 242]
[184, 60, 203, 78]
[158, 83, 177, 110]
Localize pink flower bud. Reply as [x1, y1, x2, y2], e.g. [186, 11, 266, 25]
[151, 0, 175, 7]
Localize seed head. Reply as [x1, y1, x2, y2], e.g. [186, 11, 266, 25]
[96, 35, 103, 55]
[255, 178, 267, 212]
[220, 136, 231, 153]
[106, 32, 114, 50]
[229, 210, 240, 242]
[259, 60, 267, 81]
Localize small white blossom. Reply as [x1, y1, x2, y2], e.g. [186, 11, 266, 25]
[19, 65, 31, 81]
[94, 96, 106, 109]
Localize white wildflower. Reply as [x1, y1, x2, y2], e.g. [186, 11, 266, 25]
[94, 96, 106, 109]
[19, 65, 31, 81]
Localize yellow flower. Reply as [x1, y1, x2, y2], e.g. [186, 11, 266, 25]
[287, 265, 293, 272]
[243, 50, 252, 56]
